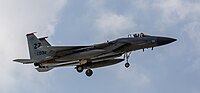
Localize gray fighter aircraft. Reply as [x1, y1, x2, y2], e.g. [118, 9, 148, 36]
[13, 33, 176, 77]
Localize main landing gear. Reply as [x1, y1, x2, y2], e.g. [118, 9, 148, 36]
[75, 65, 93, 77]
[124, 52, 132, 68]
[76, 65, 84, 73]
[85, 69, 93, 77]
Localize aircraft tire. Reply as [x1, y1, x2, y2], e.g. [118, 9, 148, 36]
[85, 69, 93, 77]
[34, 63, 39, 67]
[76, 65, 84, 73]
[125, 63, 130, 68]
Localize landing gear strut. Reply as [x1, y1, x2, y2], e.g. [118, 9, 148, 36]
[124, 52, 132, 68]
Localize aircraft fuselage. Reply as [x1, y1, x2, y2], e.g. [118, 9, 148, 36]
[54, 36, 176, 62]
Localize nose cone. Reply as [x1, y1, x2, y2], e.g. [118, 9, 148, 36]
[157, 37, 177, 46]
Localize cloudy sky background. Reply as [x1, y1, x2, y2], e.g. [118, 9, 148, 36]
[0, 0, 200, 93]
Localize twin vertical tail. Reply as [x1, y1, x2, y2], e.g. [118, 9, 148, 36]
[26, 33, 51, 61]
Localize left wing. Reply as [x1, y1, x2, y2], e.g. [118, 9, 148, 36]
[38, 46, 89, 52]
[35, 61, 80, 72]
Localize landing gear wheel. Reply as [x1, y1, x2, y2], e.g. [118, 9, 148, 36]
[125, 63, 130, 68]
[76, 65, 84, 73]
[85, 69, 93, 77]
[34, 63, 40, 67]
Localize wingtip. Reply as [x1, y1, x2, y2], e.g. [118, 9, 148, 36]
[13, 59, 19, 62]
[26, 32, 37, 36]
[38, 36, 48, 40]
[13, 59, 24, 64]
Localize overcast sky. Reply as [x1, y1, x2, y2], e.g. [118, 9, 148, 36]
[0, 0, 200, 93]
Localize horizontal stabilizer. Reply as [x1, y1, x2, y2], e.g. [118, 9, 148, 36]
[35, 67, 53, 72]
[38, 46, 89, 52]
[13, 59, 38, 64]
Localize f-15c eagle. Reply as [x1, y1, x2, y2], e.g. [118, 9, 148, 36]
[13, 33, 176, 77]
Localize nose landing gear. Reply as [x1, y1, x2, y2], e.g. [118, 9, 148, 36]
[124, 52, 132, 68]
[125, 63, 130, 68]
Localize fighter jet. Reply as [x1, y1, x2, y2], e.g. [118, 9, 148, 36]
[13, 32, 176, 77]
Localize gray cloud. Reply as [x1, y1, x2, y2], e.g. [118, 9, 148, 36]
[95, 12, 135, 36]
[78, 0, 200, 92]
[0, 0, 66, 93]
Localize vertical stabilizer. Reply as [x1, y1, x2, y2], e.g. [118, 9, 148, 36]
[26, 33, 49, 61]
[39, 37, 51, 46]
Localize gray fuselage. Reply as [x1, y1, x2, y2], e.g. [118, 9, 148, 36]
[54, 36, 176, 62]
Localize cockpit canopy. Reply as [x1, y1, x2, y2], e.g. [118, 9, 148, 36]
[128, 33, 150, 38]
